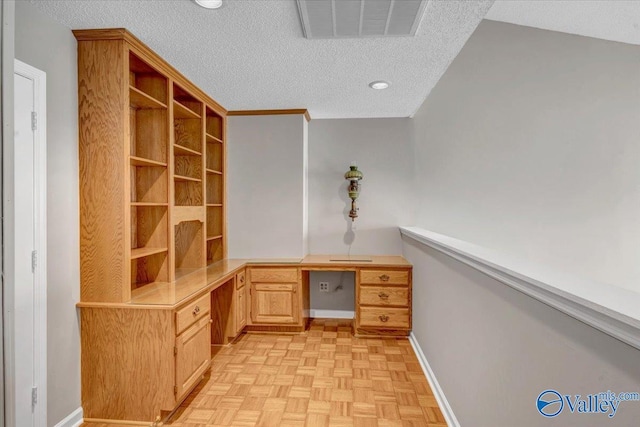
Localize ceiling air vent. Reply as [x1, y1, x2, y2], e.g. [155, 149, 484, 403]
[297, 0, 429, 39]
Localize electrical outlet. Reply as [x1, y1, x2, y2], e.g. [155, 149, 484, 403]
[319, 282, 329, 292]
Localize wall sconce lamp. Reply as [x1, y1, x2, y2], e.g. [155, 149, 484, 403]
[344, 162, 364, 221]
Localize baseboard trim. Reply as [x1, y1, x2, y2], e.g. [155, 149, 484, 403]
[309, 309, 354, 319]
[54, 407, 83, 427]
[409, 333, 460, 427]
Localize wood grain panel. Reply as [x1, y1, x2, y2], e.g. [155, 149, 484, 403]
[358, 286, 409, 307]
[80, 307, 175, 421]
[210, 280, 234, 344]
[251, 283, 299, 324]
[74, 29, 227, 115]
[174, 221, 204, 269]
[78, 39, 128, 303]
[250, 268, 298, 283]
[358, 307, 410, 329]
[360, 269, 409, 285]
[175, 316, 211, 399]
[133, 109, 167, 163]
[235, 269, 246, 289]
[175, 293, 210, 335]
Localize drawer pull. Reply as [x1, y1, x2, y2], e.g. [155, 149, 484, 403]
[240, 276, 245, 283]
[378, 292, 389, 300]
[193, 305, 200, 316]
[379, 274, 390, 282]
[379, 315, 389, 322]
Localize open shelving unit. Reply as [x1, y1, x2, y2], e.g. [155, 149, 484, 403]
[129, 52, 170, 291]
[205, 107, 225, 264]
[78, 33, 227, 304]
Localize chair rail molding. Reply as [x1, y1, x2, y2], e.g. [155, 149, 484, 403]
[400, 226, 640, 351]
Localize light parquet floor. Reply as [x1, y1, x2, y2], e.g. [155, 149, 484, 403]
[166, 319, 446, 427]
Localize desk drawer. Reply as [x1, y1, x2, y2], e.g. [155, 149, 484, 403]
[250, 268, 298, 283]
[359, 307, 410, 329]
[359, 286, 409, 307]
[175, 293, 210, 335]
[360, 269, 409, 285]
[236, 270, 246, 289]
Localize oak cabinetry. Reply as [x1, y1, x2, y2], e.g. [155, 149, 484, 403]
[248, 267, 305, 327]
[235, 270, 247, 332]
[75, 28, 228, 424]
[356, 268, 412, 336]
[175, 315, 211, 400]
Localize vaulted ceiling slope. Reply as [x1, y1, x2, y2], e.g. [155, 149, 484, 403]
[486, 0, 640, 46]
[29, 0, 493, 119]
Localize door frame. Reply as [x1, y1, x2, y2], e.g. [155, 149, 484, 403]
[10, 58, 47, 427]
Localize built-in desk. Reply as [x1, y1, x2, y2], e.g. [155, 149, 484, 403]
[78, 255, 411, 424]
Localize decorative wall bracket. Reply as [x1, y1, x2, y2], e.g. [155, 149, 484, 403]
[344, 162, 364, 221]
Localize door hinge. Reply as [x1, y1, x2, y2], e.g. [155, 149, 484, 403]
[31, 111, 37, 131]
[31, 250, 37, 273]
[174, 346, 177, 355]
[174, 385, 178, 394]
[31, 386, 38, 410]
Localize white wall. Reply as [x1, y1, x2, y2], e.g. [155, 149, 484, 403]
[308, 118, 414, 255]
[227, 114, 308, 258]
[403, 237, 640, 427]
[407, 20, 640, 426]
[14, 2, 80, 425]
[412, 20, 640, 293]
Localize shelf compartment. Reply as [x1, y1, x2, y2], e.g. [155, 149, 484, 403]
[175, 220, 204, 271]
[131, 247, 168, 260]
[130, 205, 168, 252]
[130, 156, 167, 167]
[174, 84, 203, 118]
[131, 251, 169, 290]
[174, 118, 202, 154]
[174, 175, 202, 183]
[175, 154, 203, 181]
[130, 165, 168, 204]
[206, 173, 223, 205]
[130, 108, 168, 164]
[206, 133, 223, 144]
[130, 86, 167, 110]
[206, 237, 223, 264]
[206, 140, 223, 172]
[173, 100, 201, 119]
[129, 52, 168, 105]
[131, 202, 168, 207]
[174, 144, 201, 157]
[206, 205, 223, 239]
[206, 107, 223, 140]
[175, 180, 203, 206]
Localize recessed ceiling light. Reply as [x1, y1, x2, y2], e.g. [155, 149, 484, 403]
[194, 0, 223, 9]
[369, 81, 389, 90]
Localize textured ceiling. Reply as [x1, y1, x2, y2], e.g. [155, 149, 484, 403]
[486, 0, 640, 46]
[29, 0, 493, 119]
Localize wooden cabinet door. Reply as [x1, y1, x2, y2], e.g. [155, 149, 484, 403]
[250, 283, 299, 324]
[236, 285, 247, 332]
[175, 315, 211, 399]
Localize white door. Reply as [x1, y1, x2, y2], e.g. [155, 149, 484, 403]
[13, 59, 47, 427]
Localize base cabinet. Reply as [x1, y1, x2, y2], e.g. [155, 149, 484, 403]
[356, 268, 412, 336]
[175, 315, 211, 399]
[247, 267, 307, 328]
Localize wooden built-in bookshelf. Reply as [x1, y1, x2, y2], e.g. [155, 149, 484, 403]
[77, 30, 227, 304]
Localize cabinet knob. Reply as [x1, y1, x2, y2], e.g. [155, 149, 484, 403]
[193, 305, 200, 316]
[240, 276, 245, 283]
[209, 319, 213, 324]
[378, 292, 389, 300]
[379, 274, 390, 282]
[379, 315, 389, 322]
